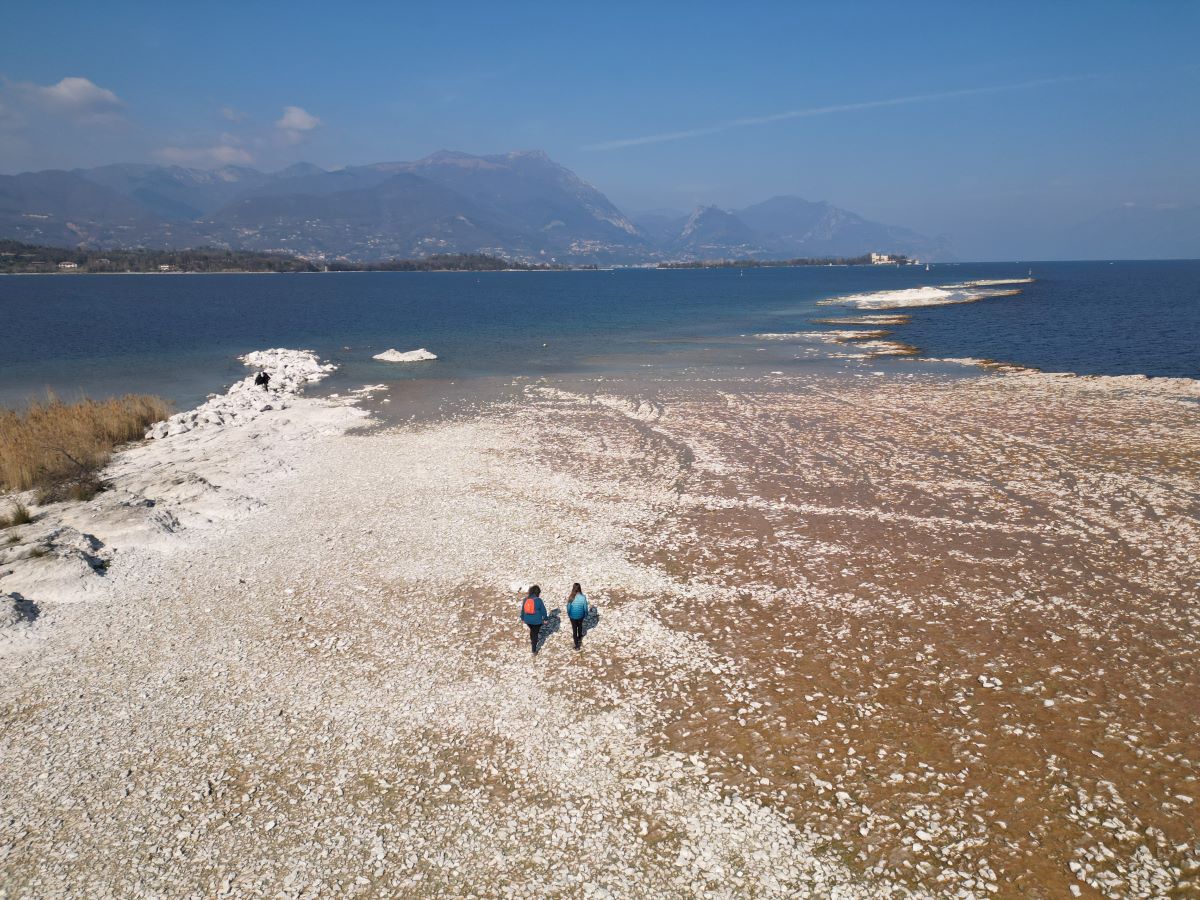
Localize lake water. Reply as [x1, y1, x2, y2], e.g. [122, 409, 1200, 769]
[0, 260, 1196, 410]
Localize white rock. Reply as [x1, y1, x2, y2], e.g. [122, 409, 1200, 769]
[373, 348, 437, 363]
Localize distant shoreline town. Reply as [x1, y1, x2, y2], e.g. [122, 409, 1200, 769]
[0, 240, 922, 275]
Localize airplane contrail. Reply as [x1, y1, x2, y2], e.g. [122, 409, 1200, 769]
[584, 75, 1091, 151]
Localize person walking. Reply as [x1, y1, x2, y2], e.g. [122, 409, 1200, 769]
[520, 585, 548, 655]
[566, 583, 589, 651]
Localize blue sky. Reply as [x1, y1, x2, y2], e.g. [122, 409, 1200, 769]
[1, 0, 1197, 257]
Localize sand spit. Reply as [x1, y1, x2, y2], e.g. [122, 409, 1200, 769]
[758, 331, 919, 359]
[2, 359, 1196, 897]
[817, 279, 1031, 311]
[758, 330, 893, 342]
[811, 315, 913, 326]
[929, 357, 1200, 399]
[373, 348, 438, 363]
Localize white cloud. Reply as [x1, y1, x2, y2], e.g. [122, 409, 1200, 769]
[276, 105, 320, 131]
[274, 105, 321, 145]
[220, 106, 247, 122]
[24, 76, 124, 122]
[156, 142, 254, 166]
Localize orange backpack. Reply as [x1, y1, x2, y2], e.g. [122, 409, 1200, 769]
[523, 596, 537, 616]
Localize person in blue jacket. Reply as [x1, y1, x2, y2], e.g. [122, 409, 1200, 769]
[520, 585, 548, 655]
[566, 583, 589, 650]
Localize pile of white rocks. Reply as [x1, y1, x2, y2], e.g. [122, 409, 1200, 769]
[146, 349, 336, 440]
[372, 347, 437, 362]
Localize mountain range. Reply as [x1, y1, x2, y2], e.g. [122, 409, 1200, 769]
[640, 197, 950, 260]
[3, 149, 1192, 263]
[0, 150, 950, 263]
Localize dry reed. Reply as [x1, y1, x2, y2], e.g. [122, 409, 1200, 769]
[0, 393, 171, 501]
[0, 500, 33, 528]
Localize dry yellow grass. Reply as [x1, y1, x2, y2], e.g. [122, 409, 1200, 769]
[0, 500, 33, 528]
[0, 394, 171, 501]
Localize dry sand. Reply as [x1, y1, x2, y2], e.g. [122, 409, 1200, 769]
[1, 355, 1196, 898]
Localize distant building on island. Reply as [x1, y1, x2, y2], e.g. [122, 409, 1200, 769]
[57, 261, 78, 270]
[870, 252, 919, 266]
[158, 264, 174, 272]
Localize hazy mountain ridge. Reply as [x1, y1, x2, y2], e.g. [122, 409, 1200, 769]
[672, 206, 766, 257]
[77, 164, 274, 220]
[3, 150, 956, 262]
[0, 170, 163, 246]
[635, 196, 951, 261]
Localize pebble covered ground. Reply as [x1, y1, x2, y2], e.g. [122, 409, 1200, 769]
[525, 368, 1199, 898]
[1, 360, 1196, 898]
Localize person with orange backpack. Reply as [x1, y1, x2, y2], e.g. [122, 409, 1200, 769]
[520, 585, 548, 655]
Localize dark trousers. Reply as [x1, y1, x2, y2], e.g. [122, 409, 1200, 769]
[528, 623, 541, 654]
[570, 617, 584, 648]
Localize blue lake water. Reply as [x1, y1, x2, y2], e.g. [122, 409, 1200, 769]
[0, 260, 1196, 410]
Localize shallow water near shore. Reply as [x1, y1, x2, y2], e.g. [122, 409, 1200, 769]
[1, 260, 1196, 410]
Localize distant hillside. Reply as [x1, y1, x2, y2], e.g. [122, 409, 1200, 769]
[76, 163, 274, 220]
[0, 170, 160, 246]
[0, 151, 954, 263]
[631, 196, 951, 261]
[629, 209, 689, 246]
[739, 196, 945, 259]
[672, 206, 765, 257]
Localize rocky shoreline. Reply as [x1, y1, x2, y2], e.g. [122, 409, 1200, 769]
[0, 349, 366, 647]
[1, 354, 1196, 897]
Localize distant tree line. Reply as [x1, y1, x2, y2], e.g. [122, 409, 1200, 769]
[325, 254, 557, 272]
[658, 254, 914, 268]
[0, 241, 560, 274]
[0, 241, 318, 274]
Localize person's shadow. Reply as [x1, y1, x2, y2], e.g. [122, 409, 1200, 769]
[6, 592, 39, 624]
[582, 605, 600, 637]
[536, 608, 562, 653]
